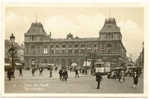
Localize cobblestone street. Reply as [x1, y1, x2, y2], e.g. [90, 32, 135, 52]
[5, 70, 143, 93]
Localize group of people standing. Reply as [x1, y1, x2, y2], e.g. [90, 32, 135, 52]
[59, 68, 68, 81]
[95, 69, 141, 90]
[7, 67, 23, 80]
[31, 66, 54, 77]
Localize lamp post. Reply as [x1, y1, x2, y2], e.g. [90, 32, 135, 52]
[8, 33, 16, 78]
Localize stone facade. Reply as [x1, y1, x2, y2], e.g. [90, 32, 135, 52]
[24, 18, 127, 68]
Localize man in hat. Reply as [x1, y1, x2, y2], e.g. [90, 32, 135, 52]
[133, 71, 139, 88]
[95, 72, 103, 89]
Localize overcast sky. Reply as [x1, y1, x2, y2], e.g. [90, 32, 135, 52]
[5, 6, 144, 60]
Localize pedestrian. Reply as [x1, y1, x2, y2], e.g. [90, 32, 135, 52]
[63, 69, 68, 81]
[118, 70, 121, 81]
[69, 67, 72, 73]
[49, 69, 53, 78]
[59, 69, 63, 80]
[39, 67, 43, 76]
[55, 67, 58, 71]
[132, 72, 139, 88]
[95, 72, 102, 89]
[85, 68, 88, 75]
[32, 68, 35, 76]
[19, 67, 23, 77]
[120, 70, 125, 82]
[7, 68, 12, 81]
[75, 69, 79, 78]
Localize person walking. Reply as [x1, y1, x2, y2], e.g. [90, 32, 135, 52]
[32, 68, 35, 76]
[7, 68, 12, 81]
[75, 69, 79, 78]
[55, 66, 58, 71]
[63, 69, 68, 81]
[19, 67, 23, 77]
[39, 67, 43, 76]
[132, 71, 139, 88]
[95, 72, 103, 89]
[120, 70, 125, 82]
[49, 68, 53, 78]
[59, 69, 63, 80]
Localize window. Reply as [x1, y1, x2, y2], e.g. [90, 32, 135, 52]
[37, 47, 40, 55]
[75, 44, 78, 47]
[31, 45, 35, 54]
[50, 45, 54, 48]
[107, 43, 112, 47]
[55, 50, 60, 54]
[56, 45, 59, 48]
[62, 45, 66, 48]
[26, 47, 29, 54]
[81, 44, 85, 48]
[68, 45, 72, 48]
[51, 50, 54, 54]
[44, 48, 48, 54]
[74, 49, 79, 54]
[68, 49, 72, 54]
[31, 36, 34, 41]
[80, 49, 85, 54]
[106, 44, 112, 53]
[43, 59, 48, 63]
[61, 50, 65, 54]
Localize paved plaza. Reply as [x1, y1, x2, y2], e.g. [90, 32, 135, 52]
[5, 69, 143, 93]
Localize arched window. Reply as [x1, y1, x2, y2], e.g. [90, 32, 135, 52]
[56, 45, 59, 48]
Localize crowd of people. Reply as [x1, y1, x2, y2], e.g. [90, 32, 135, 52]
[95, 68, 142, 89]
[6, 64, 142, 90]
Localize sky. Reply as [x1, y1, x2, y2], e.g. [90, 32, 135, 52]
[5, 5, 144, 60]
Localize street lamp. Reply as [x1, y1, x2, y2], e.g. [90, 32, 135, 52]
[8, 33, 16, 78]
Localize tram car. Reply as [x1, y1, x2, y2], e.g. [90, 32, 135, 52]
[95, 60, 111, 75]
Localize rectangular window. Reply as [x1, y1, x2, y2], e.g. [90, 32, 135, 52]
[68, 49, 72, 54]
[62, 45, 66, 48]
[81, 44, 85, 48]
[31, 45, 35, 55]
[68, 45, 72, 48]
[55, 50, 60, 54]
[51, 50, 54, 54]
[37, 47, 40, 55]
[74, 44, 78, 48]
[56, 45, 59, 48]
[80, 49, 85, 54]
[50, 45, 54, 48]
[44, 48, 48, 54]
[74, 49, 79, 54]
[62, 50, 65, 54]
